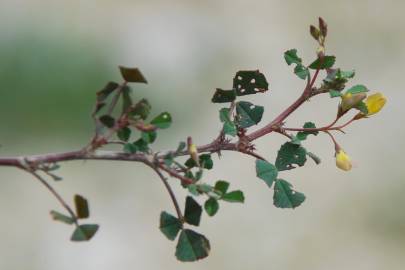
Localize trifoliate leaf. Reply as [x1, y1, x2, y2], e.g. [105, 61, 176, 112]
[119, 66, 147, 83]
[233, 70, 269, 96]
[255, 159, 278, 188]
[159, 211, 182, 241]
[214, 180, 230, 195]
[275, 142, 307, 171]
[345, 84, 369, 95]
[50, 210, 75, 225]
[184, 196, 202, 226]
[211, 88, 236, 103]
[99, 115, 115, 128]
[273, 179, 305, 209]
[235, 101, 264, 128]
[74, 194, 89, 219]
[71, 224, 99, 241]
[117, 127, 131, 141]
[175, 229, 210, 262]
[308, 56, 336, 69]
[222, 191, 244, 203]
[151, 112, 172, 129]
[296, 122, 318, 141]
[204, 198, 219, 217]
[284, 49, 302, 65]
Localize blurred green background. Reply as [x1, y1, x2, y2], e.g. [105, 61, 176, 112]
[0, 0, 403, 269]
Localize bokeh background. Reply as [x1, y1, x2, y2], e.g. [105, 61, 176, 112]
[0, 0, 403, 269]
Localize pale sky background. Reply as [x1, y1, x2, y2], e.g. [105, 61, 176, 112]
[0, 0, 403, 269]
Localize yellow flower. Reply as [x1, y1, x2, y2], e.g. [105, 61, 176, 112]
[364, 92, 386, 116]
[335, 150, 352, 171]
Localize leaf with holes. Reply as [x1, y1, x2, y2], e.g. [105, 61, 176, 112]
[296, 122, 318, 141]
[233, 70, 269, 96]
[159, 211, 182, 241]
[184, 196, 202, 226]
[275, 142, 307, 171]
[71, 224, 99, 241]
[74, 194, 89, 219]
[308, 56, 336, 69]
[119, 66, 147, 83]
[255, 159, 278, 188]
[235, 101, 264, 128]
[211, 89, 236, 103]
[50, 210, 75, 225]
[175, 229, 210, 262]
[273, 179, 306, 209]
[151, 112, 172, 129]
[204, 198, 219, 217]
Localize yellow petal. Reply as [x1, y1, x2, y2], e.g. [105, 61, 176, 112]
[336, 150, 352, 171]
[365, 92, 386, 116]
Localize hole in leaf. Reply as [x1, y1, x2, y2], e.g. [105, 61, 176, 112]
[251, 78, 256, 83]
[241, 88, 246, 93]
[238, 76, 242, 80]
[250, 105, 255, 109]
[254, 88, 259, 92]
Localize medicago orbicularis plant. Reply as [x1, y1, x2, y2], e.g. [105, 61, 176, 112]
[0, 18, 386, 262]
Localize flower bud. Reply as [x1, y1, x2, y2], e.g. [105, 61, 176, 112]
[339, 92, 367, 113]
[335, 150, 352, 171]
[319, 17, 327, 37]
[364, 92, 386, 116]
[310, 25, 321, 40]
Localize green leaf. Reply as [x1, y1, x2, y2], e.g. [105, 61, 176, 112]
[211, 88, 236, 103]
[117, 127, 131, 141]
[50, 210, 75, 225]
[329, 90, 342, 98]
[129, 99, 151, 120]
[235, 101, 264, 128]
[159, 211, 182, 241]
[296, 122, 318, 141]
[275, 142, 307, 171]
[255, 159, 278, 188]
[214, 180, 230, 195]
[133, 138, 149, 152]
[273, 179, 306, 209]
[219, 108, 237, 136]
[151, 112, 172, 129]
[121, 85, 133, 114]
[187, 184, 200, 196]
[74, 195, 89, 219]
[307, 151, 321, 165]
[119, 66, 147, 83]
[355, 101, 368, 114]
[184, 196, 202, 226]
[204, 198, 219, 217]
[71, 224, 99, 241]
[185, 154, 213, 170]
[123, 143, 137, 154]
[294, 64, 309, 80]
[339, 70, 355, 79]
[222, 191, 244, 203]
[141, 131, 157, 144]
[233, 70, 269, 96]
[175, 229, 210, 262]
[308, 56, 336, 69]
[284, 49, 302, 65]
[345, 84, 369, 95]
[96, 81, 119, 102]
[176, 142, 186, 153]
[99, 115, 115, 128]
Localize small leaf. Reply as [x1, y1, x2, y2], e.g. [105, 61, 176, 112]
[329, 90, 342, 98]
[96, 81, 119, 102]
[275, 142, 307, 171]
[338, 69, 355, 79]
[121, 85, 133, 114]
[296, 122, 318, 141]
[233, 70, 269, 96]
[214, 180, 230, 195]
[284, 49, 302, 65]
[184, 196, 202, 226]
[151, 112, 172, 129]
[159, 211, 182, 241]
[211, 88, 236, 103]
[176, 142, 186, 153]
[129, 99, 151, 120]
[119, 66, 147, 83]
[141, 131, 157, 144]
[185, 154, 213, 170]
[99, 115, 115, 128]
[117, 127, 131, 141]
[133, 138, 149, 152]
[273, 179, 305, 209]
[50, 210, 75, 225]
[255, 159, 278, 188]
[294, 64, 309, 80]
[308, 56, 336, 69]
[222, 191, 244, 203]
[235, 101, 264, 128]
[175, 229, 210, 262]
[123, 143, 137, 154]
[220, 108, 237, 136]
[71, 224, 99, 241]
[355, 101, 368, 114]
[204, 198, 219, 217]
[74, 195, 89, 219]
[345, 84, 369, 95]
